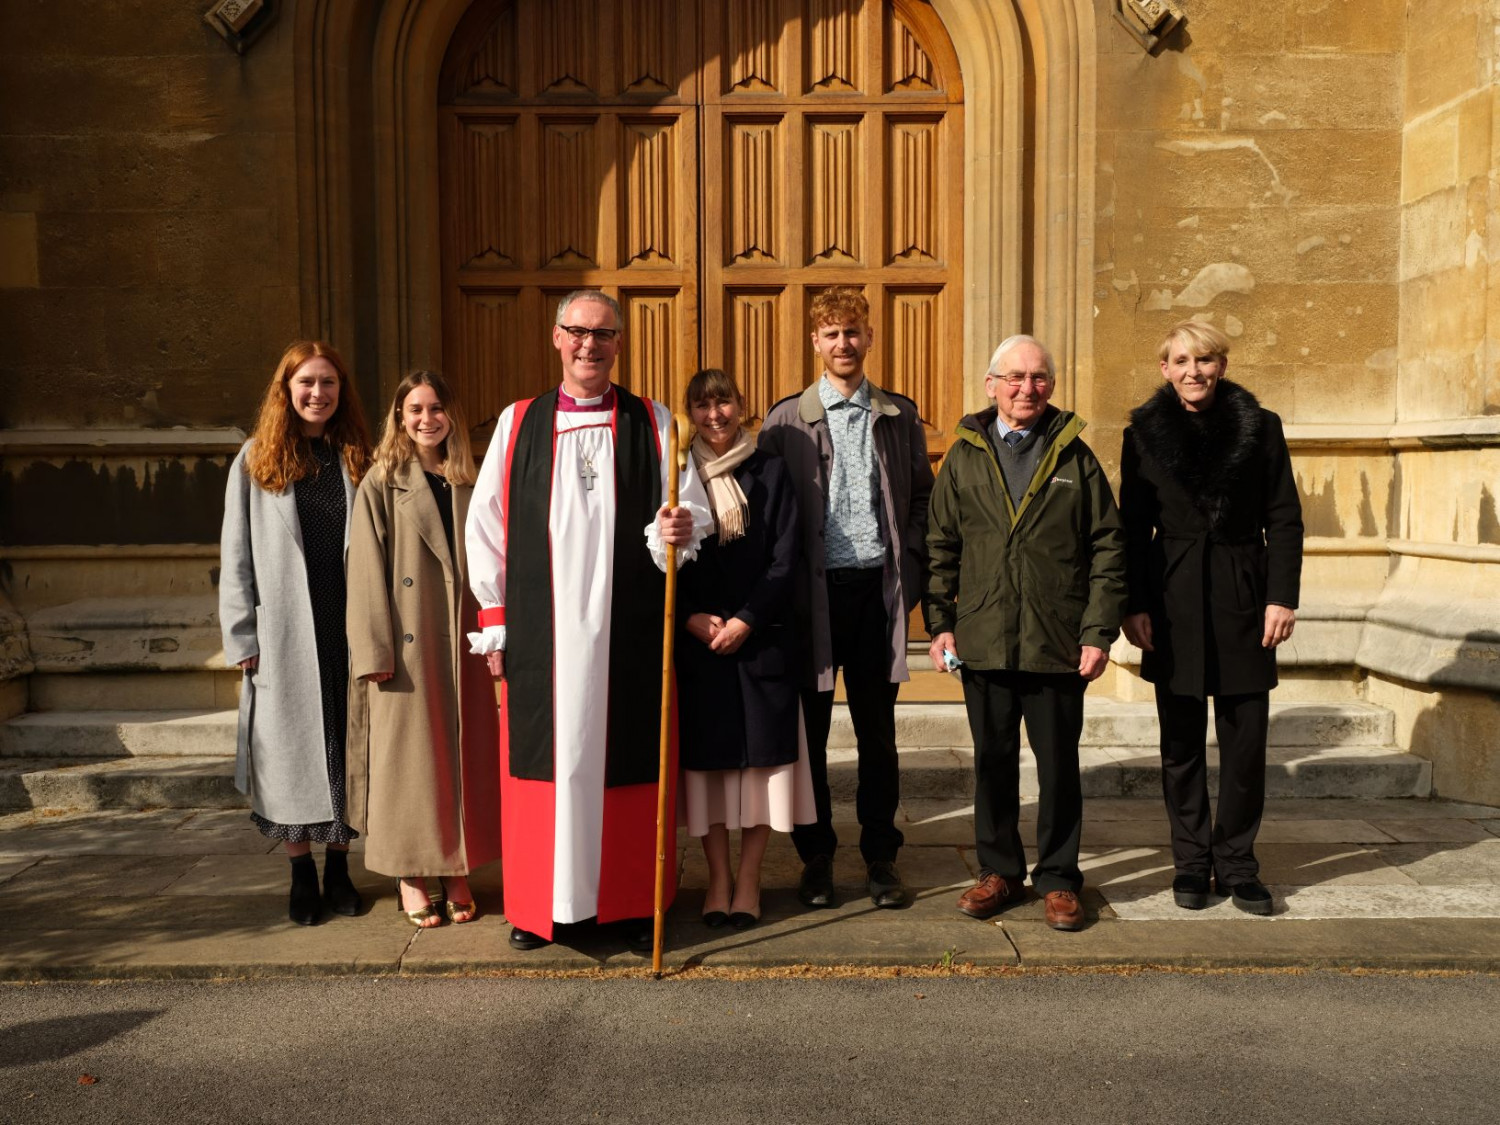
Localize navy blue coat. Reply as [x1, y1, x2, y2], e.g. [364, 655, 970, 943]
[676, 449, 801, 771]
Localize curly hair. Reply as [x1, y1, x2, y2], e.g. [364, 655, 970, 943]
[244, 341, 373, 493]
[808, 286, 870, 330]
[371, 369, 478, 485]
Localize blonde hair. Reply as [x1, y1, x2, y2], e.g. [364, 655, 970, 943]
[1158, 319, 1230, 363]
[809, 286, 870, 330]
[244, 341, 372, 493]
[372, 370, 478, 485]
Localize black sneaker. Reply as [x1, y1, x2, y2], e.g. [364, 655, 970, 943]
[798, 855, 836, 908]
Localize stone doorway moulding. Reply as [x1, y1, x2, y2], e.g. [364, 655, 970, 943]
[293, 0, 1096, 416]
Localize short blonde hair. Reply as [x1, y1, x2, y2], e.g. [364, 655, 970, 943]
[1158, 319, 1230, 362]
[809, 286, 869, 330]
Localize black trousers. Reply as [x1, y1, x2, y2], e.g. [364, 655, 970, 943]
[792, 567, 904, 865]
[961, 668, 1084, 895]
[1154, 686, 1269, 884]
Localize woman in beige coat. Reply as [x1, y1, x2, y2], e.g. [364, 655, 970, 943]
[346, 370, 502, 926]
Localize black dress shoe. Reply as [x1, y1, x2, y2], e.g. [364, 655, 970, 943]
[866, 861, 908, 909]
[619, 917, 655, 953]
[508, 926, 550, 950]
[728, 911, 759, 931]
[1172, 872, 1211, 910]
[321, 848, 363, 917]
[288, 854, 322, 926]
[701, 910, 729, 928]
[798, 855, 836, 908]
[1217, 877, 1274, 916]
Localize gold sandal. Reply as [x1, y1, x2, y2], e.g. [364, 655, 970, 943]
[444, 899, 478, 925]
[397, 879, 442, 928]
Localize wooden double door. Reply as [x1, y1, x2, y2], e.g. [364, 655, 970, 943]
[439, 0, 964, 447]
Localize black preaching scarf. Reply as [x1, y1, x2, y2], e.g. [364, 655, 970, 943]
[505, 385, 666, 787]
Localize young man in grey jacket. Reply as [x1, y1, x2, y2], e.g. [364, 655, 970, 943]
[758, 287, 934, 909]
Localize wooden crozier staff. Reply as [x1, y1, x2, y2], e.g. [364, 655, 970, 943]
[653, 413, 688, 978]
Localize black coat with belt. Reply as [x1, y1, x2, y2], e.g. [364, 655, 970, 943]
[1119, 380, 1304, 699]
[676, 449, 802, 770]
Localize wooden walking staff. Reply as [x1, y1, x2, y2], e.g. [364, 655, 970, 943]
[653, 412, 689, 978]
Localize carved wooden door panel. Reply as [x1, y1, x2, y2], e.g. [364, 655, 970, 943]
[699, 0, 964, 449]
[439, 0, 702, 428]
[439, 0, 963, 447]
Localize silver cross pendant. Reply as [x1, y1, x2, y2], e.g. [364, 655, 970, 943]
[581, 455, 597, 491]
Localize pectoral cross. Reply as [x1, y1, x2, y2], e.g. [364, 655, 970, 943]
[581, 454, 597, 491]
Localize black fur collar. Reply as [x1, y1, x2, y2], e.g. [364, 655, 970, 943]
[1130, 379, 1263, 532]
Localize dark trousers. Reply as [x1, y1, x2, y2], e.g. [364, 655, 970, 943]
[1155, 686, 1269, 884]
[961, 669, 1084, 895]
[792, 568, 904, 865]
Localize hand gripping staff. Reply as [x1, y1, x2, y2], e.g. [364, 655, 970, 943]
[653, 413, 688, 978]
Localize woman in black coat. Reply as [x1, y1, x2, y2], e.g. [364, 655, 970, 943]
[1120, 320, 1303, 915]
[678, 368, 815, 930]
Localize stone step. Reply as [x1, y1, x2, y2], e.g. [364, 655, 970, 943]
[0, 742, 1431, 812]
[831, 700, 1396, 750]
[28, 670, 241, 712]
[1, 700, 1399, 760]
[0, 756, 243, 812]
[0, 710, 237, 758]
[25, 596, 223, 675]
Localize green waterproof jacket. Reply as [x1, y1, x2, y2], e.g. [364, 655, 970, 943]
[924, 405, 1128, 673]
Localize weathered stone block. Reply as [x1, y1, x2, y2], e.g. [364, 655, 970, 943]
[36, 212, 161, 288]
[0, 0, 224, 58]
[1293, 361, 1398, 425]
[1292, 207, 1400, 284]
[1455, 88, 1493, 180]
[1168, 0, 1288, 54]
[1219, 54, 1401, 132]
[1402, 109, 1459, 204]
[1291, 0, 1405, 53]
[0, 212, 39, 288]
[1404, 11, 1482, 121]
[1400, 185, 1471, 280]
[0, 56, 174, 135]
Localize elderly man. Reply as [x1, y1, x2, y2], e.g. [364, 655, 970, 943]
[924, 335, 1126, 931]
[759, 287, 933, 910]
[466, 289, 711, 952]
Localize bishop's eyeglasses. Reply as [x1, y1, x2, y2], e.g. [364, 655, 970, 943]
[559, 325, 620, 342]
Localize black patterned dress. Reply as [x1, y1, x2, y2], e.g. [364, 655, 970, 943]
[251, 438, 359, 844]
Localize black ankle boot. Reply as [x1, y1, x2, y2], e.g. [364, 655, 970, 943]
[322, 848, 363, 917]
[289, 854, 322, 926]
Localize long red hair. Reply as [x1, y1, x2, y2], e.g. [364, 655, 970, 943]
[244, 341, 373, 493]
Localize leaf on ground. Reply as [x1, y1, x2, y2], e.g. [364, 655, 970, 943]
[78, 1075, 99, 1086]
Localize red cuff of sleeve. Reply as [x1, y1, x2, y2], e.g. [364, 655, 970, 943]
[478, 607, 506, 628]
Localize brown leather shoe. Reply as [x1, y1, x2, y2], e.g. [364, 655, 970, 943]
[1043, 889, 1085, 931]
[956, 873, 1027, 919]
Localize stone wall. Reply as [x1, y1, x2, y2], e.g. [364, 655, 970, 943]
[0, 1, 303, 545]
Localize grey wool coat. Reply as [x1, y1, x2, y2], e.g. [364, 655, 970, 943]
[344, 460, 501, 877]
[758, 380, 934, 692]
[219, 441, 355, 825]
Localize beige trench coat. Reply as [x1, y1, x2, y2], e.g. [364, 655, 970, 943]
[345, 459, 501, 877]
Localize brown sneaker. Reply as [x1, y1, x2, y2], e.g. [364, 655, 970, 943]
[1043, 889, 1085, 931]
[956, 873, 1027, 919]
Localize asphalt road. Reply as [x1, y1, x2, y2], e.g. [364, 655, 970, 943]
[1, 972, 1495, 1124]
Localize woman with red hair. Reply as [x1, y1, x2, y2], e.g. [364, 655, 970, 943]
[220, 341, 374, 925]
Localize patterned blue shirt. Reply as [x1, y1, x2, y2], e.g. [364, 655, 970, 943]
[818, 375, 885, 569]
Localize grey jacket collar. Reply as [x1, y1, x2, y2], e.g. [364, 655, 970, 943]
[797, 377, 901, 424]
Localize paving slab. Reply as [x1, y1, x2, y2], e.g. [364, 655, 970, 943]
[1381, 839, 1500, 885]
[1369, 818, 1498, 843]
[1102, 885, 1500, 920]
[0, 855, 39, 884]
[1000, 917, 1500, 970]
[1255, 843, 1418, 886]
[1255, 819, 1395, 844]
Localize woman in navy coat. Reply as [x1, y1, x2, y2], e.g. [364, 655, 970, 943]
[677, 369, 814, 929]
